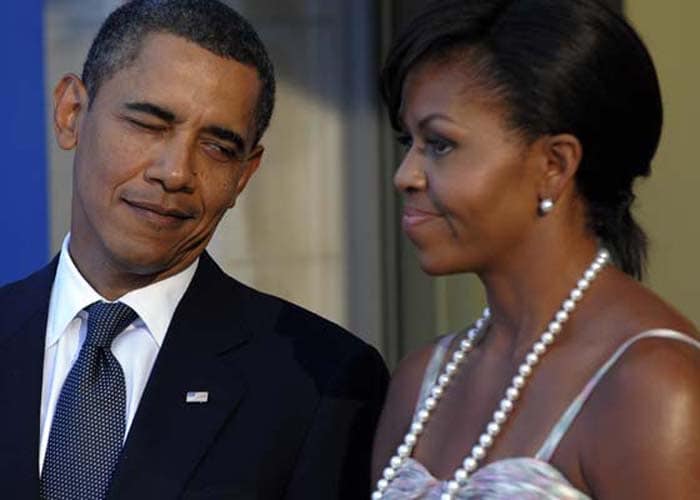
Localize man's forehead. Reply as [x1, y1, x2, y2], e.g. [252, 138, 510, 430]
[91, 33, 261, 147]
[105, 33, 260, 106]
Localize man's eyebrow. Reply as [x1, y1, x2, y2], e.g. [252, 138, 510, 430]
[202, 125, 246, 153]
[124, 102, 176, 122]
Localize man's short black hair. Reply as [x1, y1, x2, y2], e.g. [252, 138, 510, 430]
[82, 0, 275, 146]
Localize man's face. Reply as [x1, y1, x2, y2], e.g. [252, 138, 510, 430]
[54, 33, 263, 291]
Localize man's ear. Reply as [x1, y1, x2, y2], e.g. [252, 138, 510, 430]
[53, 73, 89, 150]
[228, 144, 264, 208]
[535, 133, 582, 204]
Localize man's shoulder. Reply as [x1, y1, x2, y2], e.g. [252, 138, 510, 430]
[0, 260, 57, 338]
[0, 259, 57, 308]
[201, 254, 369, 345]
[200, 266, 388, 395]
[237, 275, 371, 354]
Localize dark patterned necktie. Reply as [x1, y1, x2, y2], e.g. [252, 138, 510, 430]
[40, 301, 137, 500]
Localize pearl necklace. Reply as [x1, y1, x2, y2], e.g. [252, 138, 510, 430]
[372, 249, 610, 500]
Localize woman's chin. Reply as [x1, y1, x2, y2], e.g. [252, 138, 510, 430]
[417, 255, 458, 276]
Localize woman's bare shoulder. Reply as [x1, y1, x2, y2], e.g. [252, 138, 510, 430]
[580, 317, 700, 498]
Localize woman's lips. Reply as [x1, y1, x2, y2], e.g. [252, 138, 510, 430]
[402, 205, 441, 230]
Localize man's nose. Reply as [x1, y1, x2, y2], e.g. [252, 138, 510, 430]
[393, 149, 427, 193]
[145, 139, 196, 192]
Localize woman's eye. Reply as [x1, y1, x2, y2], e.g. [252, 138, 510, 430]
[426, 138, 454, 157]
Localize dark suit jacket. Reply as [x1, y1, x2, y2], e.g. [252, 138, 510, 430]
[0, 252, 389, 499]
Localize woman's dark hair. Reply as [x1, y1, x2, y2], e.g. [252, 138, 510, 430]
[382, 0, 662, 279]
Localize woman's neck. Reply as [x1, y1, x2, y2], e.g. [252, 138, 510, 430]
[478, 234, 600, 360]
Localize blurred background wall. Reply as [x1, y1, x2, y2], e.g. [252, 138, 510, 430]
[1, 0, 697, 369]
[0, 1, 48, 285]
[627, 1, 700, 336]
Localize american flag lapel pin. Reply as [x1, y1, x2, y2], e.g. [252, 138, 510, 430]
[186, 391, 209, 403]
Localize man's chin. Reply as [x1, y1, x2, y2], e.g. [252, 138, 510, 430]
[108, 247, 193, 279]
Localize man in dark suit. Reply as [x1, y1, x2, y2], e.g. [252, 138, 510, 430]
[0, 1, 389, 498]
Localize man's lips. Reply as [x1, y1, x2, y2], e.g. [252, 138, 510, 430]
[123, 199, 195, 222]
[402, 205, 441, 228]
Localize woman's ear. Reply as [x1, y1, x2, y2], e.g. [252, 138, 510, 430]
[53, 73, 89, 150]
[536, 133, 583, 205]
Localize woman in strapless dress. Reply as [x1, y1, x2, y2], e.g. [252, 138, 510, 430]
[371, 1, 700, 498]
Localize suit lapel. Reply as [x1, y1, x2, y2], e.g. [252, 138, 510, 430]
[109, 254, 253, 499]
[0, 260, 57, 498]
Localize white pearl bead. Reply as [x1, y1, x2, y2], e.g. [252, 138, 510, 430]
[417, 409, 429, 422]
[446, 480, 460, 493]
[591, 261, 602, 272]
[463, 456, 478, 471]
[479, 433, 493, 448]
[411, 421, 424, 434]
[453, 350, 465, 363]
[460, 338, 472, 350]
[519, 364, 532, 377]
[487, 422, 500, 435]
[506, 387, 519, 401]
[455, 468, 468, 482]
[445, 362, 457, 375]
[512, 375, 525, 388]
[494, 410, 506, 424]
[548, 321, 562, 334]
[571, 288, 583, 301]
[500, 399, 514, 413]
[378, 479, 388, 490]
[533, 342, 546, 355]
[484, 307, 491, 317]
[577, 278, 589, 290]
[541, 332, 555, 345]
[438, 374, 450, 387]
[431, 386, 444, 398]
[372, 491, 382, 500]
[398, 444, 410, 457]
[383, 467, 396, 480]
[391, 456, 402, 468]
[555, 310, 568, 323]
[599, 248, 610, 260]
[404, 433, 417, 446]
[425, 397, 437, 410]
[441, 493, 453, 500]
[563, 299, 575, 312]
[526, 353, 539, 366]
[584, 269, 595, 280]
[472, 445, 486, 459]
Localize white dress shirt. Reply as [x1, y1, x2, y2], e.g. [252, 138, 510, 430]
[39, 235, 198, 472]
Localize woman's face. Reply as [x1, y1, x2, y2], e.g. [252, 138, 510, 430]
[395, 61, 543, 275]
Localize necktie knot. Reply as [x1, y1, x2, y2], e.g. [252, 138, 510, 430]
[85, 301, 137, 347]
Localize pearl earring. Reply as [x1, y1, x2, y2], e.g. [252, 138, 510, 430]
[539, 198, 554, 215]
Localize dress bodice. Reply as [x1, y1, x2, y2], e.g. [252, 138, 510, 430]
[381, 329, 700, 499]
[385, 456, 589, 499]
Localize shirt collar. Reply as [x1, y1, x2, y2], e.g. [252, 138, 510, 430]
[46, 234, 199, 350]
